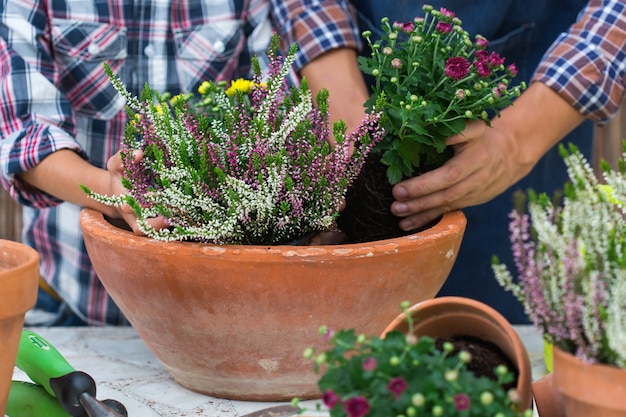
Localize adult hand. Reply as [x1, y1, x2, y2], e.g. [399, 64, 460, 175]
[389, 119, 531, 230]
[106, 150, 169, 235]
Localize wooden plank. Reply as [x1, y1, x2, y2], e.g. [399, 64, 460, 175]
[0, 188, 22, 242]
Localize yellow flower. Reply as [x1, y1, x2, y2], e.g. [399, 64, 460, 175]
[198, 81, 212, 95]
[225, 78, 254, 96]
[169, 94, 185, 106]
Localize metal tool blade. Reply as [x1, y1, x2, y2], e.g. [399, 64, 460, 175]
[239, 404, 300, 417]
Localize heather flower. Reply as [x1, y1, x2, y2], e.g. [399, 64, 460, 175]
[493, 143, 626, 368]
[83, 35, 384, 245]
[308, 304, 529, 417]
[360, 5, 525, 183]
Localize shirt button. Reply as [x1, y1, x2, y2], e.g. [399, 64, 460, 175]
[144, 44, 155, 57]
[87, 43, 101, 55]
[213, 40, 225, 54]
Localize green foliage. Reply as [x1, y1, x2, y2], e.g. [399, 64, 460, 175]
[302, 305, 531, 417]
[360, 6, 526, 183]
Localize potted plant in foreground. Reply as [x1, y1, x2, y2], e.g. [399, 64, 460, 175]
[78, 35, 468, 400]
[301, 300, 533, 417]
[337, 5, 526, 242]
[493, 143, 626, 417]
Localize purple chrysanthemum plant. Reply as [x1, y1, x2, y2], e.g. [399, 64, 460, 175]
[82, 35, 384, 245]
[493, 143, 626, 368]
[359, 5, 526, 184]
[298, 302, 531, 417]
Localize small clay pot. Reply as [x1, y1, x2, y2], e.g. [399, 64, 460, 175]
[0, 240, 40, 416]
[382, 296, 533, 413]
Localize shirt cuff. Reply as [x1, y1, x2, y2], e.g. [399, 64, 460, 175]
[1, 125, 86, 208]
[276, 2, 362, 71]
[532, 34, 624, 124]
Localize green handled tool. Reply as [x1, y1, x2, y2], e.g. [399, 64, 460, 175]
[7, 381, 72, 417]
[13, 329, 128, 417]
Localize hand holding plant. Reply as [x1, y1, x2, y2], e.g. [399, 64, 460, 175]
[360, 5, 526, 183]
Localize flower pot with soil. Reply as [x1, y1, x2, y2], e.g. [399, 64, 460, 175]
[307, 296, 532, 417]
[382, 296, 533, 412]
[0, 240, 39, 415]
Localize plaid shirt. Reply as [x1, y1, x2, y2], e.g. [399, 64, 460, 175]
[0, 0, 275, 324]
[270, 0, 360, 70]
[533, 0, 626, 123]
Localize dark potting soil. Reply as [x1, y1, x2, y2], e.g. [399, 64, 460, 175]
[435, 335, 519, 392]
[336, 155, 439, 243]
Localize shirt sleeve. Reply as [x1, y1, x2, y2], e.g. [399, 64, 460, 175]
[269, 0, 362, 71]
[0, 2, 85, 208]
[532, 0, 626, 123]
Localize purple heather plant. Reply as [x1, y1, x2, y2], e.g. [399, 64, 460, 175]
[298, 302, 531, 417]
[359, 5, 526, 184]
[493, 143, 626, 369]
[82, 35, 384, 245]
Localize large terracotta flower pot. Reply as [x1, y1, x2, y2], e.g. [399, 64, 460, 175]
[0, 240, 39, 415]
[382, 296, 533, 413]
[79, 208, 466, 401]
[545, 346, 626, 417]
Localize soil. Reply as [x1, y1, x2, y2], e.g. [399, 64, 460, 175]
[435, 335, 519, 392]
[337, 156, 437, 242]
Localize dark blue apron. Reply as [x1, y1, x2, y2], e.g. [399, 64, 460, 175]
[353, 0, 593, 323]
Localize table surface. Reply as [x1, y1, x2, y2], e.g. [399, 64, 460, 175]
[11, 325, 546, 417]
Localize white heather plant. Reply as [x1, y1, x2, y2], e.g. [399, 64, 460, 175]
[493, 143, 626, 368]
[82, 36, 384, 245]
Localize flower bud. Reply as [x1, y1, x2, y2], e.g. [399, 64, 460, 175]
[432, 405, 443, 416]
[444, 369, 458, 382]
[411, 393, 425, 407]
[458, 350, 471, 363]
[464, 110, 472, 117]
[480, 391, 494, 405]
[302, 347, 314, 359]
[390, 356, 401, 366]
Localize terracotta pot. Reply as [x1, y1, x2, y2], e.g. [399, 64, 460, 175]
[0, 240, 40, 415]
[79, 208, 466, 401]
[532, 373, 565, 417]
[547, 345, 626, 417]
[382, 296, 533, 413]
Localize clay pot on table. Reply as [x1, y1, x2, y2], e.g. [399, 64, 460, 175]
[79, 208, 466, 401]
[532, 346, 626, 417]
[382, 296, 534, 413]
[0, 240, 39, 416]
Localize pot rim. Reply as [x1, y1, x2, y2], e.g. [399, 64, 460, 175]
[79, 208, 467, 258]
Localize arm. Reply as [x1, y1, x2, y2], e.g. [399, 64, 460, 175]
[269, 0, 369, 132]
[390, 0, 626, 230]
[0, 3, 152, 232]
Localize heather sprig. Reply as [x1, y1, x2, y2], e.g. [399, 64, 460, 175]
[83, 35, 384, 244]
[360, 5, 526, 184]
[299, 303, 530, 417]
[493, 143, 626, 368]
